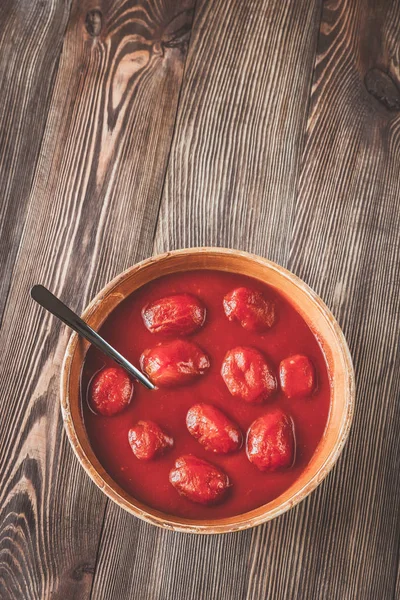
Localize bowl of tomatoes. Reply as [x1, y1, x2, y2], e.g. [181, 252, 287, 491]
[61, 248, 354, 533]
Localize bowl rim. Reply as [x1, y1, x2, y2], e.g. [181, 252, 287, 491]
[60, 247, 355, 534]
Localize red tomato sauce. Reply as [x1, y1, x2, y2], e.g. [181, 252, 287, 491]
[81, 270, 331, 519]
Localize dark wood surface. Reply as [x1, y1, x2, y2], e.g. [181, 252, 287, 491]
[0, 0, 399, 598]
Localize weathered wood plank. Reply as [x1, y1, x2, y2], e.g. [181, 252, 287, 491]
[0, 0, 71, 323]
[90, 0, 323, 598]
[245, 0, 400, 598]
[0, 1, 194, 598]
[153, 0, 323, 261]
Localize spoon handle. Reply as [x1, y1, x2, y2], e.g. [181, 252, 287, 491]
[31, 285, 155, 390]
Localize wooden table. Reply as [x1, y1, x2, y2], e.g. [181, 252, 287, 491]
[1, 1, 399, 598]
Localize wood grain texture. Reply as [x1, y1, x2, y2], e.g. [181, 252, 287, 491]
[90, 0, 323, 598]
[0, 0, 194, 597]
[278, 1, 400, 597]
[154, 0, 322, 262]
[245, 2, 400, 596]
[0, 0, 71, 323]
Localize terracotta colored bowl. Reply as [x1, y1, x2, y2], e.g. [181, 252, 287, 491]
[61, 248, 354, 534]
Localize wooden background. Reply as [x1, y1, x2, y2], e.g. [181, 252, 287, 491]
[0, 0, 399, 598]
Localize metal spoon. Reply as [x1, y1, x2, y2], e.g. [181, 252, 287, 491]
[31, 284, 155, 390]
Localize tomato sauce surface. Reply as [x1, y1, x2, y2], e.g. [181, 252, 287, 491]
[81, 270, 331, 519]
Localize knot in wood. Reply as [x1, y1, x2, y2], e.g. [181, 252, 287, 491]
[162, 9, 193, 51]
[365, 68, 400, 111]
[85, 10, 102, 37]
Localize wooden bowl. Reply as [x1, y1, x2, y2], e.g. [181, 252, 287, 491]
[61, 248, 354, 534]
